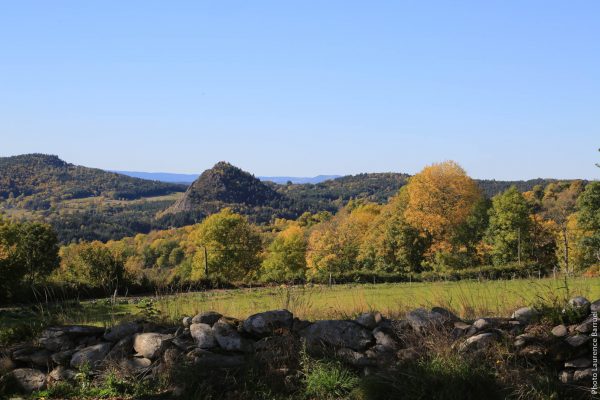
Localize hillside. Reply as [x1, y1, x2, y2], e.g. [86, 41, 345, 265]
[0, 154, 186, 210]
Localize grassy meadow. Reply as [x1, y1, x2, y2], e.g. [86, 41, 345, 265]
[1, 277, 598, 344]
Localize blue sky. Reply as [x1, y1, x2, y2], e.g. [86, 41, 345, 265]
[1, 1, 598, 180]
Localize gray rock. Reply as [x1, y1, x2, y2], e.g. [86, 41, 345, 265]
[514, 334, 531, 348]
[511, 307, 538, 324]
[187, 348, 245, 368]
[564, 357, 592, 368]
[518, 345, 546, 358]
[56, 325, 105, 336]
[182, 317, 192, 328]
[121, 357, 152, 371]
[431, 307, 460, 322]
[451, 321, 471, 339]
[70, 342, 112, 369]
[373, 327, 397, 350]
[243, 309, 294, 336]
[460, 332, 496, 352]
[299, 320, 373, 352]
[103, 321, 141, 342]
[133, 333, 172, 360]
[590, 299, 600, 313]
[568, 296, 590, 310]
[213, 321, 253, 352]
[573, 368, 592, 382]
[336, 348, 376, 367]
[575, 315, 593, 334]
[38, 328, 75, 352]
[51, 350, 75, 366]
[191, 311, 223, 326]
[105, 335, 134, 360]
[189, 323, 217, 349]
[355, 312, 382, 330]
[405, 308, 445, 333]
[565, 334, 590, 347]
[48, 366, 77, 382]
[473, 318, 491, 331]
[11, 368, 46, 393]
[558, 369, 573, 384]
[551, 324, 568, 338]
[12, 348, 51, 367]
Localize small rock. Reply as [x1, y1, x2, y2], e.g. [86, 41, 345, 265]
[518, 344, 546, 358]
[511, 307, 538, 324]
[460, 332, 496, 352]
[558, 370, 573, 384]
[551, 324, 568, 338]
[189, 323, 217, 349]
[104, 321, 142, 342]
[243, 309, 294, 336]
[133, 333, 172, 360]
[191, 311, 223, 326]
[121, 357, 152, 371]
[473, 318, 491, 331]
[299, 320, 373, 352]
[70, 343, 112, 369]
[568, 296, 590, 310]
[51, 350, 75, 366]
[355, 312, 382, 329]
[213, 321, 253, 352]
[182, 317, 192, 328]
[573, 368, 592, 382]
[565, 334, 590, 347]
[11, 368, 46, 393]
[48, 366, 77, 382]
[451, 321, 471, 339]
[405, 308, 445, 333]
[372, 327, 397, 350]
[564, 357, 592, 368]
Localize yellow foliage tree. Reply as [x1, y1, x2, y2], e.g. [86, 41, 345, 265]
[404, 161, 481, 252]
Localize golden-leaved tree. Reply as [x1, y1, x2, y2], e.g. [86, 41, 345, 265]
[261, 223, 307, 282]
[404, 161, 481, 256]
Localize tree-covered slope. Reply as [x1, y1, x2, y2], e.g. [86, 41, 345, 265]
[0, 154, 187, 209]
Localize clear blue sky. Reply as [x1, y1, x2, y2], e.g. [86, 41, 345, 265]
[1, 1, 598, 180]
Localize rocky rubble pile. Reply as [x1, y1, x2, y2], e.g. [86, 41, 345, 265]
[1, 297, 597, 395]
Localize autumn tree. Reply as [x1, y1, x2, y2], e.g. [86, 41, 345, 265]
[261, 224, 307, 282]
[404, 161, 482, 263]
[189, 208, 262, 282]
[542, 181, 584, 273]
[307, 202, 380, 278]
[576, 182, 600, 267]
[485, 187, 532, 266]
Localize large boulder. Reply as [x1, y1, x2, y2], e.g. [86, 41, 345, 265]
[511, 307, 538, 324]
[133, 333, 172, 360]
[70, 343, 112, 369]
[190, 323, 217, 349]
[103, 321, 142, 342]
[299, 320, 373, 352]
[11, 368, 46, 393]
[191, 311, 223, 326]
[405, 308, 446, 333]
[213, 321, 253, 352]
[243, 310, 293, 336]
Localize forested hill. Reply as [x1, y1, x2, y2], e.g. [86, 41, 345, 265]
[0, 154, 187, 210]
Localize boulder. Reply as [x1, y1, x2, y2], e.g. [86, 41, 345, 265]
[243, 309, 294, 336]
[460, 332, 497, 352]
[104, 321, 142, 342]
[511, 307, 538, 324]
[355, 312, 382, 330]
[70, 343, 112, 369]
[299, 320, 373, 352]
[564, 357, 592, 368]
[48, 366, 77, 382]
[11, 368, 46, 393]
[182, 317, 192, 328]
[189, 323, 217, 349]
[51, 350, 75, 366]
[405, 308, 445, 333]
[565, 334, 590, 347]
[191, 311, 223, 326]
[133, 333, 172, 360]
[551, 324, 568, 338]
[566, 296, 591, 316]
[213, 321, 253, 352]
[472, 318, 491, 331]
[12, 347, 51, 367]
[38, 328, 75, 352]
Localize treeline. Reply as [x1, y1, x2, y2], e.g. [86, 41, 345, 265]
[2, 161, 598, 304]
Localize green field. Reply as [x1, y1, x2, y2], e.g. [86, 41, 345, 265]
[1, 277, 598, 342]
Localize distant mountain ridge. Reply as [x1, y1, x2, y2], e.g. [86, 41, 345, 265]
[113, 170, 341, 185]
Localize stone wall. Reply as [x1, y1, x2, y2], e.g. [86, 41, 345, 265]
[1, 297, 597, 396]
